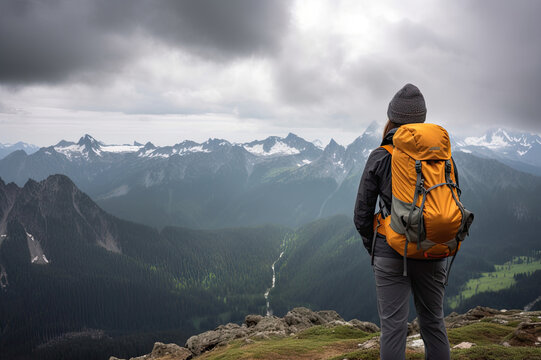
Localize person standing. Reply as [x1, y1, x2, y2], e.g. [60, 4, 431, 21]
[353, 84, 451, 360]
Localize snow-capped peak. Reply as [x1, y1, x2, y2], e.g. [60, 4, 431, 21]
[460, 128, 540, 150]
[77, 134, 100, 147]
[455, 128, 541, 166]
[241, 133, 323, 158]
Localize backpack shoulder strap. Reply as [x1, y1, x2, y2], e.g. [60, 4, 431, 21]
[380, 144, 394, 154]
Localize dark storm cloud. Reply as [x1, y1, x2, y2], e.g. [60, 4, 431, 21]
[145, 1, 289, 58]
[272, 0, 541, 133]
[0, 0, 290, 84]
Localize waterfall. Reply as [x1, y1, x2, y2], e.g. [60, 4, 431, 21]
[524, 295, 541, 311]
[264, 251, 284, 316]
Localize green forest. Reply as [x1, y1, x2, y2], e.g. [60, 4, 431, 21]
[0, 219, 287, 360]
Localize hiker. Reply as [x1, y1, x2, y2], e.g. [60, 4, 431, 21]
[353, 83, 469, 360]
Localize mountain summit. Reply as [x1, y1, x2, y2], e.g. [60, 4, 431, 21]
[0, 174, 121, 267]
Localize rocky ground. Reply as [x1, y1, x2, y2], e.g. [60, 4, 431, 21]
[110, 306, 541, 360]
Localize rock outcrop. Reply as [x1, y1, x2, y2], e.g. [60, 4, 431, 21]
[113, 307, 379, 360]
[186, 307, 378, 356]
[111, 306, 541, 360]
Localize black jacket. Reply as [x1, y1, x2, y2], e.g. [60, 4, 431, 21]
[353, 128, 400, 258]
[353, 128, 459, 259]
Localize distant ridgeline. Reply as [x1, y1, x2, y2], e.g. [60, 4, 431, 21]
[0, 126, 541, 359]
[1, 126, 540, 230]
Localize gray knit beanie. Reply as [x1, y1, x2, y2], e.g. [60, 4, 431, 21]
[387, 83, 426, 124]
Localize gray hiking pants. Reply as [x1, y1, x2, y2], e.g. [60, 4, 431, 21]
[373, 256, 451, 360]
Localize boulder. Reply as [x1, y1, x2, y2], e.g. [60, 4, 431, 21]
[185, 323, 249, 355]
[406, 334, 424, 351]
[284, 307, 325, 330]
[358, 336, 380, 350]
[147, 342, 192, 360]
[245, 314, 263, 327]
[453, 342, 476, 349]
[252, 316, 289, 334]
[348, 319, 380, 333]
[507, 322, 541, 347]
[316, 310, 344, 323]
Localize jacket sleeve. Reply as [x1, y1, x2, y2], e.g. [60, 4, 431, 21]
[353, 148, 384, 253]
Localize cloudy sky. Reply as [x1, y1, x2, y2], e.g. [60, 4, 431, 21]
[1, 0, 540, 147]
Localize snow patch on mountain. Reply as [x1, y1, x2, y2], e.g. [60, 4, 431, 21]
[98, 184, 130, 200]
[54, 144, 88, 159]
[243, 141, 301, 156]
[462, 133, 511, 149]
[182, 145, 209, 154]
[459, 129, 540, 151]
[296, 159, 312, 167]
[138, 144, 210, 158]
[101, 144, 143, 153]
[139, 150, 169, 158]
[26, 231, 49, 265]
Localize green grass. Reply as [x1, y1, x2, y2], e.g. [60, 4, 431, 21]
[448, 256, 541, 308]
[198, 325, 374, 360]
[197, 322, 541, 360]
[329, 345, 541, 360]
[329, 349, 425, 360]
[447, 323, 515, 346]
[450, 346, 541, 360]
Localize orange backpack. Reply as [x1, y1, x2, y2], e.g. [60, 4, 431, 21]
[373, 123, 474, 278]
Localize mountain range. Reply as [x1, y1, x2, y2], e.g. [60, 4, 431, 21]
[2, 123, 539, 230]
[454, 128, 541, 175]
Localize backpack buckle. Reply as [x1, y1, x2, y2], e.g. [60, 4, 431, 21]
[445, 161, 452, 174]
[415, 160, 422, 174]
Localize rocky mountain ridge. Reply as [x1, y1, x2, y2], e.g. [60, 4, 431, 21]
[1, 124, 540, 230]
[110, 306, 541, 360]
[0, 174, 121, 272]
